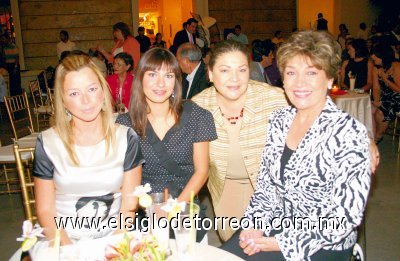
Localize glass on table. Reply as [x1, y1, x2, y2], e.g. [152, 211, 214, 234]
[148, 192, 170, 251]
[172, 202, 200, 261]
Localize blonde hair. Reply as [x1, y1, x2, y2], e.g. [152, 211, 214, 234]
[277, 30, 341, 80]
[53, 53, 115, 166]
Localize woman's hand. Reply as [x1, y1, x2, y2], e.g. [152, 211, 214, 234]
[369, 140, 380, 174]
[378, 68, 390, 83]
[372, 100, 381, 108]
[239, 229, 263, 255]
[239, 229, 281, 255]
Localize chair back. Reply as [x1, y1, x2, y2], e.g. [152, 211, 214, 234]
[13, 144, 36, 222]
[4, 92, 34, 140]
[29, 79, 45, 110]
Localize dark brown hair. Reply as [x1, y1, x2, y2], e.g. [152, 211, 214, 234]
[129, 48, 183, 137]
[208, 40, 250, 71]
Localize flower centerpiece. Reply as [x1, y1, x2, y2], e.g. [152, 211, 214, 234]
[105, 231, 170, 261]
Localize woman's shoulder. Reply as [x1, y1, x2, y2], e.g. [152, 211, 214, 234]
[115, 112, 132, 127]
[40, 127, 58, 141]
[183, 100, 211, 116]
[191, 87, 217, 109]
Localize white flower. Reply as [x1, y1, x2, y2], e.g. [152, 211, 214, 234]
[17, 220, 44, 241]
[160, 198, 186, 213]
[133, 183, 152, 197]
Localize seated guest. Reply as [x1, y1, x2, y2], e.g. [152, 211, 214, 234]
[116, 48, 217, 242]
[106, 52, 134, 110]
[89, 48, 107, 77]
[32, 53, 143, 256]
[192, 40, 289, 242]
[221, 30, 372, 260]
[250, 40, 275, 84]
[371, 43, 400, 143]
[227, 25, 249, 45]
[176, 43, 209, 99]
[271, 30, 285, 47]
[152, 33, 166, 49]
[340, 39, 373, 91]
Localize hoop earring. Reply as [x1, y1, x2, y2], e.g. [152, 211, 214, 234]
[65, 109, 72, 122]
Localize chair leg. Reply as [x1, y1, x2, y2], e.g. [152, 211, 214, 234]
[35, 113, 40, 132]
[4, 164, 11, 194]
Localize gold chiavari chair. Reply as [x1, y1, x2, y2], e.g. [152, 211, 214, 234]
[13, 144, 36, 222]
[29, 78, 52, 132]
[393, 112, 400, 152]
[4, 92, 37, 141]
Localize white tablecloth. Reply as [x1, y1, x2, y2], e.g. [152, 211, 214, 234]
[331, 92, 374, 138]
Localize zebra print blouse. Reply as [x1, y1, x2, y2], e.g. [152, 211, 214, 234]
[244, 97, 371, 260]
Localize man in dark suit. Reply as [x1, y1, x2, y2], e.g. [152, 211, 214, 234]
[170, 18, 198, 55]
[176, 43, 209, 99]
[135, 26, 151, 55]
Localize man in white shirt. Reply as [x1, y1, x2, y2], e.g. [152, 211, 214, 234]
[56, 30, 77, 59]
[227, 25, 248, 45]
[176, 43, 209, 99]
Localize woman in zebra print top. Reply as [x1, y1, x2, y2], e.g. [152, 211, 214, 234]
[222, 31, 372, 260]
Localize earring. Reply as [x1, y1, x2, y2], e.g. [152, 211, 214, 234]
[171, 91, 175, 99]
[101, 102, 106, 112]
[65, 109, 72, 122]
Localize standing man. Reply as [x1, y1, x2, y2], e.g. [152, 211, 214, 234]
[227, 25, 248, 45]
[315, 13, 328, 31]
[170, 18, 198, 54]
[135, 26, 151, 55]
[56, 30, 76, 60]
[2, 33, 21, 95]
[176, 43, 208, 99]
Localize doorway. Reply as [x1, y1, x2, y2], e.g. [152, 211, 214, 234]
[138, 0, 193, 48]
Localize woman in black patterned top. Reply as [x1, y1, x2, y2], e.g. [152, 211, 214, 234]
[116, 48, 217, 241]
[371, 43, 400, 143]
[222, 31, 372, 260]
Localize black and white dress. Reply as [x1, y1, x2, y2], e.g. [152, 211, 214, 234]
[244, 97, 371, 260]
[33, 125, 144, 240]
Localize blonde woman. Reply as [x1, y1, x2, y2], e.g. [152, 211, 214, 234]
[31, 53, 143, 256]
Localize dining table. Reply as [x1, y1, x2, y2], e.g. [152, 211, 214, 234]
[330, 90, 374, 139]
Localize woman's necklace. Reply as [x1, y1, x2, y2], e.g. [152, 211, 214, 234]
[219, 107, 244, 124]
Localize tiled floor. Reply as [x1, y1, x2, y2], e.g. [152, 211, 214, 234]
[0, 116, 399, 260]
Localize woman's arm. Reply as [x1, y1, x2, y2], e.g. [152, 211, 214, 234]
[178, 141, 209, 202]
[372, 66, 381, 107]
[34, 178, 72, 246]
[361, 60, 373, 92]
[114, 165, 142, 234]
[382, 62, 400, 93]
[96, 44, 112, 62]
[340, 60, 349, 89]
